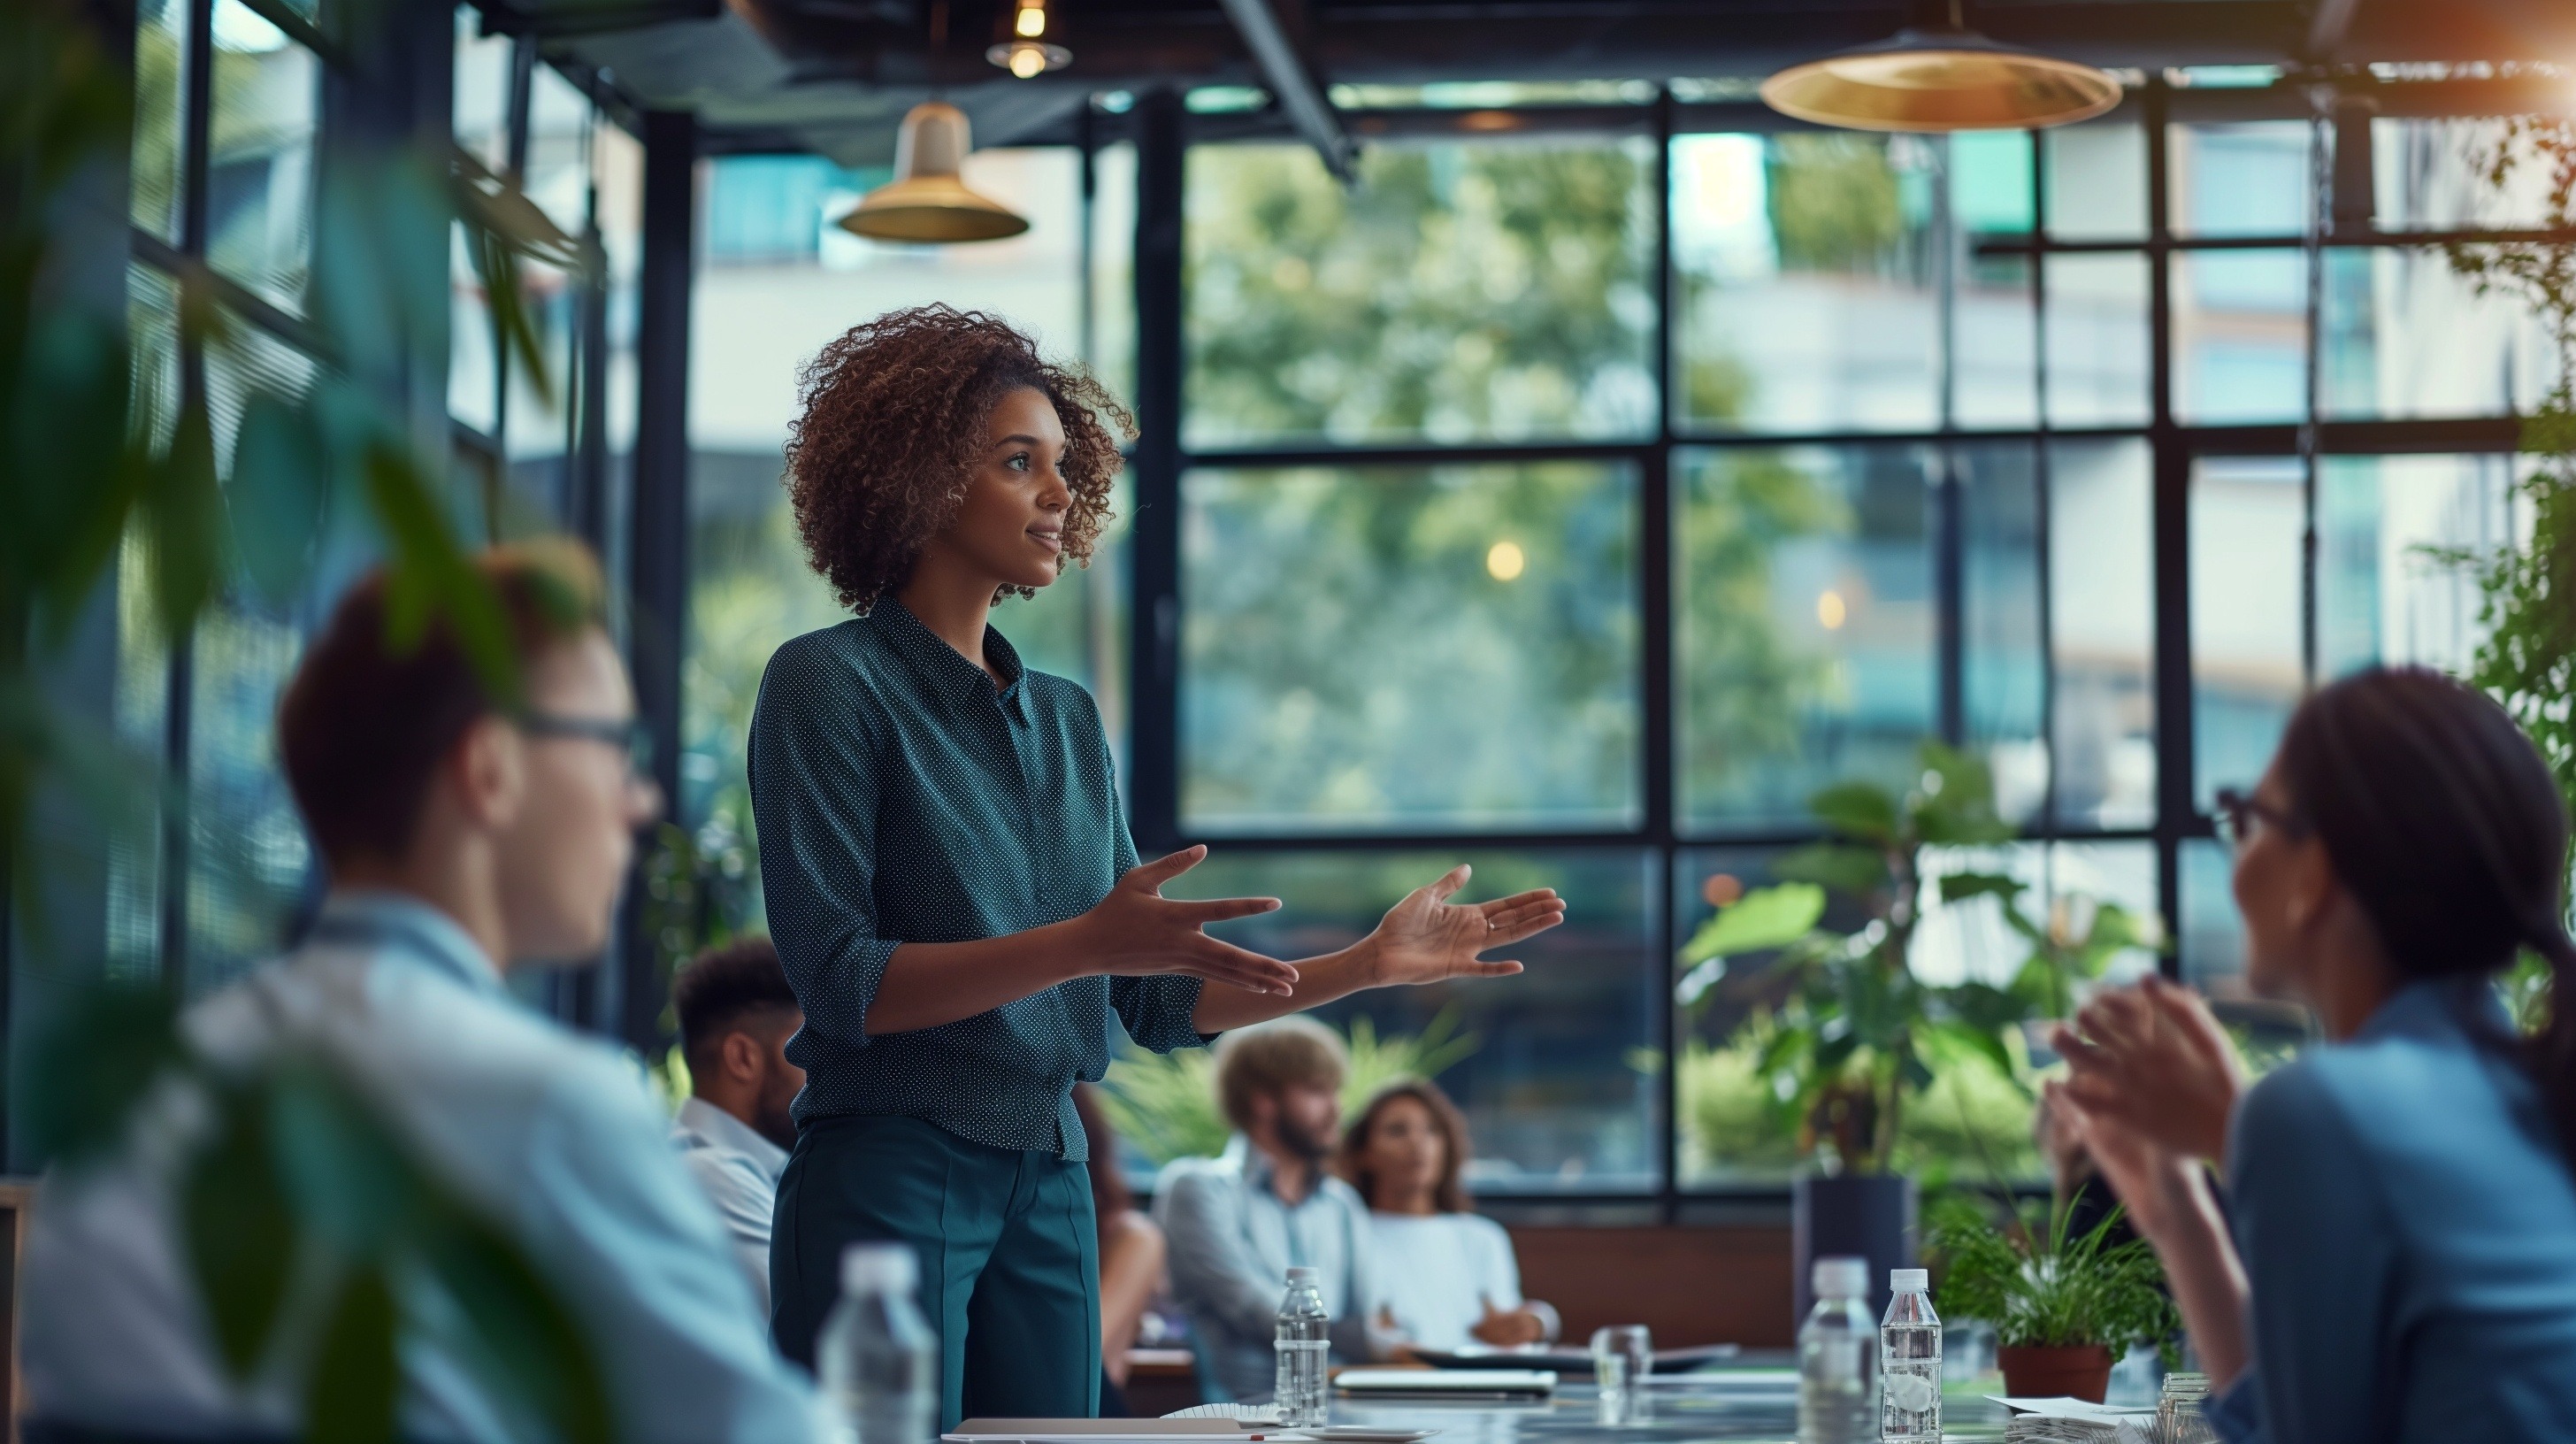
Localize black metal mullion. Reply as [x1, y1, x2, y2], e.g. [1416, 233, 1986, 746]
[1646, 88, 1679, 1220]
[1127, 88, 1187, 856]
[2031, 127, 2061, 878]
[619, 107, 695, 1051]
[1978, 224, 2576, 257]
[2145, 76, 2191, 979]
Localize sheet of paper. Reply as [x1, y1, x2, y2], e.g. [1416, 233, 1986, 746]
[1985, 1395, 2157, 1418]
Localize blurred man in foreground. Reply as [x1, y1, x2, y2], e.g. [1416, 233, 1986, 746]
[1155, 1018, 1389, 1403]
[23, 542, 816, 1441]
[671, 934, 806, 1312]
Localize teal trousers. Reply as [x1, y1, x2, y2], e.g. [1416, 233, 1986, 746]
[773, 1113, 1101, 1429]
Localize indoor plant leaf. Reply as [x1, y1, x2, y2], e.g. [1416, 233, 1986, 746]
[1678, 881, 1826, 965]
[181, 1079, 300, 1380]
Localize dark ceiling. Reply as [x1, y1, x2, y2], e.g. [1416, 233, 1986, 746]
[480, 0, 2576, 166]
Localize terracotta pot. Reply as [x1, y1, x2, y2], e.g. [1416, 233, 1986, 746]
[1997, 1344, 2115, 1402]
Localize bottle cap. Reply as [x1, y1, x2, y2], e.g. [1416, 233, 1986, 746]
[842, 1242, 919, 1296]
[1890, 1267, 1928, 1292]
[1813, 1256, 1869, 1298]
[1285, 1266, 1320, 1283]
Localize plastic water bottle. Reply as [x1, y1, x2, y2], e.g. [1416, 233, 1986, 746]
[1798, 1256, 1877, 1444]
[1274, 1265, 1331, 1426]
[1878, 1268, 1941, 1442]
[818, 1243, 939, 1444]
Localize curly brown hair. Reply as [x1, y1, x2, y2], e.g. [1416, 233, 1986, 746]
[785, 304, 1132, 612]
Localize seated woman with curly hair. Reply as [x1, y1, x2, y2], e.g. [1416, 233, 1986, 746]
[748, 306, 1566, 1425]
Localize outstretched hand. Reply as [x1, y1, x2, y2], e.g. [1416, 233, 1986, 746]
[1075, 846, 1300, 995]
[1364, 865, 1566, 987]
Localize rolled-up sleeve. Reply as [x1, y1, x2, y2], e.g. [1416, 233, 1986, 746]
[748, 640, 901, 1050]
[1157, 1168, 1285, 1342]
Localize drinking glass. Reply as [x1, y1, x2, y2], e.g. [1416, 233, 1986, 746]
[1590, 1325, 1652, 1424]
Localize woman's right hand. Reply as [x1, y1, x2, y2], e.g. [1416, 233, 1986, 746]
[1068, 846, 1302, 995]
[2046, 1079, 2209, 1245]
[2051, 974, 2243, 1164]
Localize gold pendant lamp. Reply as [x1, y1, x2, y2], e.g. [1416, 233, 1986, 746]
[1760, 1, 2121, 133]
[838, 101, 1031, 243]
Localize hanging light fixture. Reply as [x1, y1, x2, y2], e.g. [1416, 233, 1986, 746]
[1760, 0, 2120, 132]
[838, 101, 1031, 243]
[988, 0, 1070, 79]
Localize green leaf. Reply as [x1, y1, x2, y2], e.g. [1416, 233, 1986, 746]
[1677, 882, 1825, 964]
[1910, 740, 2015, 844]
[418, 1210, 615, 1444]
[1932, 871, 2020, 906]
[1775, 841, 1889, 898]
[139, 382, 224, 641]
[267, 1062, 426, 1256]
[18, 979, 186, 1167]
[226, 394, 330, 605]
[363, 444, 519, 705]
[180, 1080, 297, 1379]
[304, 1263, 400, 1444]
[1807, 779, 1898, 841]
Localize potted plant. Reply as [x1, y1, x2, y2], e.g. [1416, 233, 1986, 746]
[1676, 740, 2159, 1322]
[1930, 1201, 2180, 1402]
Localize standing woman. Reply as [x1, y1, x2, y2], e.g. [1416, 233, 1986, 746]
[750, 305, 1565, 1427]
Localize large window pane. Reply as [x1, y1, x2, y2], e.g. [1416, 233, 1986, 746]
[2043, 121, 2147, 241]
[1675, 841, 2151, 1185]
[2174, 250, 2307, 425]
[1679, 444, 1934, 831]
[131, 0, 192, 242]
[1154, 849, 1657, 1192]
[208, 0, 318, 311]
[2190, 457, 2302, 812]
[109, 266, 186, 986]
[1675, 133, 1942, 434]
[1184, 136, 1656, 448]
[1180, 463, 1638, 833]
[685, 150, 1100, 923]
[2043, 253, 2151, 426]
[1952, 131, 2038, 431]
[1970, 439, 2156, 831]
[2323, 247, 2559, 420]
[188, 318, 322, 996]
[1085, 140, 1138, 414]
[2374, 117, 2564, 234]
[2170, 121, 2311, 238]
[2318, 454, 2514, 679]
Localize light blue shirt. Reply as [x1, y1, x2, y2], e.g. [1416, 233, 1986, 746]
[672, 1095, 791, 1314]
[2204, 978, 2576, 1444]
[22, 892, 819, 1442]
[1154, 1136, 1389, 1402]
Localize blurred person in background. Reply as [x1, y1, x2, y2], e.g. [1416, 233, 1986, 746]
[2052, 667, 2576, 1444]
[672, 934, 807, 1312]
[1073, 1085, 1167, 1417]
[22, 542, 817, 1441]
[752, 306, 1563, 1425]
[1338, 1079, 1557, 1353]
[1156, 1019, 1393, 1402]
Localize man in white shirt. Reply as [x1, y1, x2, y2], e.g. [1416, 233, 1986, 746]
[1155, 1018, 1392, 1403]
[670, 934, 805, 1313]
[21, 543, 817, 1442]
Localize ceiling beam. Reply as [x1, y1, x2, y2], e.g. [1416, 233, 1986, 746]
[1215, 0, 1356, 180]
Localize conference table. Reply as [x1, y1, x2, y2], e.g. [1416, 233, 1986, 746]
[1329, 1367, 2017, 1444]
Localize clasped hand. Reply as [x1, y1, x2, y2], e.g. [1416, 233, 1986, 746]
[1071, 848, 1566, 998]
[2045, 974, 2244, 1239]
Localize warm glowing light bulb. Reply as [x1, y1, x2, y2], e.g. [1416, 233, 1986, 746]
[1015, 3, 1046, 37]
[1486, 540, 1526, 581]
[1008, 42, 1047, 76]
[1817, 588, 1846, 629]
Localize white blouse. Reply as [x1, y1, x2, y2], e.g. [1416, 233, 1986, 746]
[1365, 1210, 1529, 1352]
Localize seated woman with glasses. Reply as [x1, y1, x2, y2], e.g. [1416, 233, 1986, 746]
[2048, 666, 2576, 1444]
[1337, 1079, 1558, 1353]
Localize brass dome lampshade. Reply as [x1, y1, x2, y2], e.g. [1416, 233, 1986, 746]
[1760, 4, 2121, 133]
[838, 101, 1031, 243]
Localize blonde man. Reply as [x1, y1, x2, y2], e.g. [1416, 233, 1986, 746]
[1154, 1018, 1391, 1403]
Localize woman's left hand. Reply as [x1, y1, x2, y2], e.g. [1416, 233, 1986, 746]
[1363, 866, 1565, 987]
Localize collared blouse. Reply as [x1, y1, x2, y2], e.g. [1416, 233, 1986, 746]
[747, 599, 1208, 1160]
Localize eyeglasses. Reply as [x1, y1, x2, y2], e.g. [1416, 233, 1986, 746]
[517, 711, 653, 778]
[2213, 786, 2302, 852]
